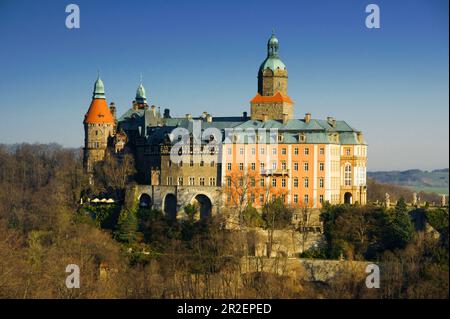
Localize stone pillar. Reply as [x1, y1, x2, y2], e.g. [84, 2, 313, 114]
[412, 192, 417, 206]
[385, 193, 390, 208]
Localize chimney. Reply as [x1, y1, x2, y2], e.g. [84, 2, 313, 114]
[163, 108, 171, 118]
[109, 102, 116, 119]
[206, 114, 212, 123]
[304, 113, 311, 123]
[262, 113, 268, 122]
[243, 111, 248, 120]
[282, 113, 288, 124]
[186, 113, 192, 120]
[327, 116, 336, 127]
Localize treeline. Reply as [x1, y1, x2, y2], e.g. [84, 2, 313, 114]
[0, 143, 448, 298]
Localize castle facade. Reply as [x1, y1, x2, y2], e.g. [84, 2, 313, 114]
[83, 33, 367, 219]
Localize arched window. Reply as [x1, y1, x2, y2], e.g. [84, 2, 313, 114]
[344, 164, 352, 186]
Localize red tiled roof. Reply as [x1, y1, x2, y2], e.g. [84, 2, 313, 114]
[84, 99, 115, 124]
[250, 92, 293, 104]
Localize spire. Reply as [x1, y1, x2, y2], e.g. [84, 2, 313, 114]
[136, 75, 147, 105]
[93, 72, 105, 99]
[267, 31, 279, 57]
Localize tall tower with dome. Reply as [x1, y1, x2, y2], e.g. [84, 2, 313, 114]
[83, 75, 116, 173]
[251, 32, 294, 121]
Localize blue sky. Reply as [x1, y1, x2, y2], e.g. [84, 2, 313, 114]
[0, 0, 448, 171]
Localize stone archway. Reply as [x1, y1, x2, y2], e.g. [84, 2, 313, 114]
[139, 193, 152, 208]
[163, 193, 177, 220]
[344, 192, 353, 205]
[192, 194, 213, 219]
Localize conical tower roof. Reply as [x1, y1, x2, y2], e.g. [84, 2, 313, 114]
[84, 75, 115, 124]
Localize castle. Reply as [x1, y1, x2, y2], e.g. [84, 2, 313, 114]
[83, 33, 368, 219]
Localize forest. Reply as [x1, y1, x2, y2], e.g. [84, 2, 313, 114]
[0, 143, 448, 298]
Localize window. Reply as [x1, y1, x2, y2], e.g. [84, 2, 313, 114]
[281, 194, 285, 202]
[272, 162, 277, 170]
[319, 178, 324, 188]
[260, 178, 265, 187]
[294, 178, 299, 187]
[272, 148, 277, 155]
[272, 178, 277, 187]
[345, 164, 352, 186]
[304, 194, 309, 204]
[210, 161, 215, 167]
[294, 148, 299, 155]
[278, 134, 283, 142]
[200, 160, 204, 167]
[189, 177, 195, 186]
[260, 162, 265, 171]
[251, 177, 256, 187]
[281, 161, 287, 170]
[250, 193, 255, 203]
[319, 195, 324, 203]
[293, 194, 298, 203]
[199, 177, 205, 186]
[260, 148, 265, 155]
[227, 163, 232, 171]
[282, 148, 286, 155]
[179, 161, 183, 167]
[304, 148, 309, 155]
[294, 162, 299, 171]
[319, 162, 324, 171]
[178, 177, 184, 186]
[190, 160, 194, 167]
[167, 176, 173, 185]
[304, 162, 309, 171]
[281, 178, 286, 187]
[239, 163, 244, 170]
[227, 148, 232, 155]
[209, 177, 216, 186]
[239, 178, 244, 187]
[226, 177, 231, 187]
[259, 194, 264, 204]
[271, 194, 276, 202]
[251, 148, 256, 155]
[320, 148, 324, 155]
[304, 177, 309, 188]
[239, 148, 244, 155]
[251, 163, 256, 170]
[346, 148, 351, 156]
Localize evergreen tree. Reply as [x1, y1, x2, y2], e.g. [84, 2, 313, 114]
[114, 208, 138, 243]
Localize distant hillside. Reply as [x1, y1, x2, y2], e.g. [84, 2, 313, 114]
[368, 169, 449, 195]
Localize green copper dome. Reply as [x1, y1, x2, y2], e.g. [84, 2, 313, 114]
[259, 33, 286, 73]
[259, 57, 286, 72]
[93, 76, 105, 99]
[136, 83, 147, 104]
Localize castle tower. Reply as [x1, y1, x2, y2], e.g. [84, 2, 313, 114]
[83, 75, 115, 173]
[250, 32, 294, 121]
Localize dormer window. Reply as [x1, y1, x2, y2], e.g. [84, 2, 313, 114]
[299, 133, 306, 143]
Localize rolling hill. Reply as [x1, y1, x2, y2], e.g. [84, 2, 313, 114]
[368, 169, 449, 195]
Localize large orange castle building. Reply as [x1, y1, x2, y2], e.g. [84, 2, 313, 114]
[83, 33, 367, 218]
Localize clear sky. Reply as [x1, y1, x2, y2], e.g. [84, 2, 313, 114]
[0, 0, 448, 171]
